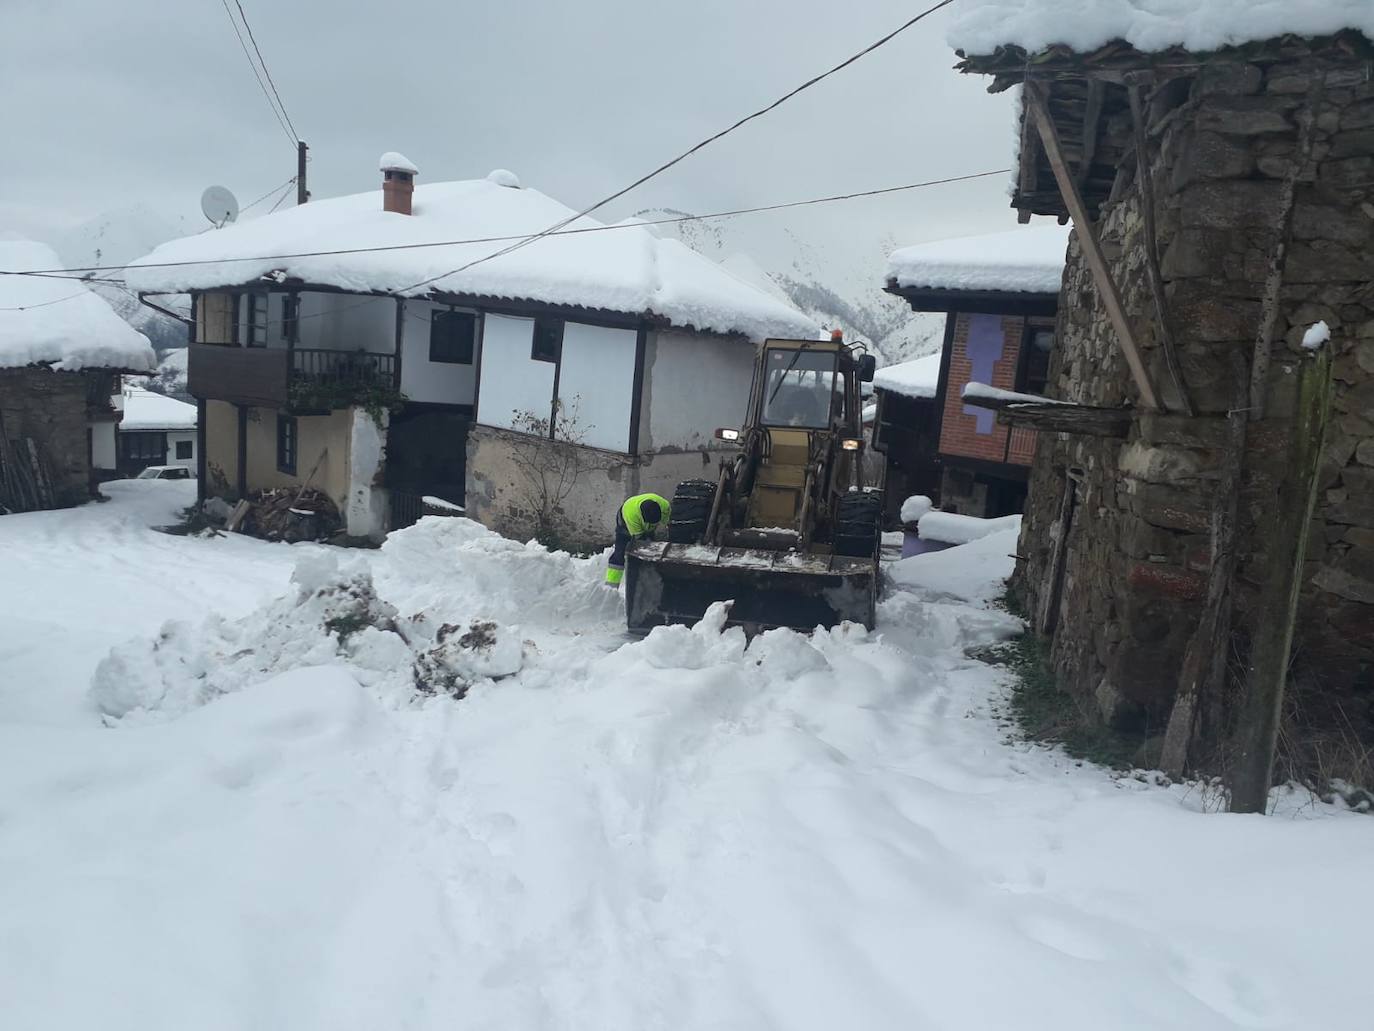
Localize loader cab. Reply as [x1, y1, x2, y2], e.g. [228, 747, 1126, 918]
[760, 347, 839, 429]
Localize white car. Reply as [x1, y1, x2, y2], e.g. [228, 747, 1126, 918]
[135, 465, 193, 481]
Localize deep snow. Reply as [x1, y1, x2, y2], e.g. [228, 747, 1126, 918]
[3, 487, 1374, 1030]
[887, 225, 1070, 296]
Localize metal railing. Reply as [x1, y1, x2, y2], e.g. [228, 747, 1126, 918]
[290, 348, 396, 387]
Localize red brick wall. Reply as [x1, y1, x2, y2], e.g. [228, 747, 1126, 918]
[938, 312, 1037, 467]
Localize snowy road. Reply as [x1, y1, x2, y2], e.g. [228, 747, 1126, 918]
[2, 487, 1372, 1030]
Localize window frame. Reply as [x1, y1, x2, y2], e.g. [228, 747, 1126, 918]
[175, 439, 194, 461]
[276, 414, 297, 475]
[1016, 320, 1055, 397]
[282, 293, 300, 345]
[428, 308, 477, 365]
[531, 317, 563, 364]
[119, 430, 166, 463]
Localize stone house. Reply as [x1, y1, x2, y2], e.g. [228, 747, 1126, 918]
[879, 226, 1068, 519]
[127, 155, 816, 543]
[950, 5, 1374, 755]
[0, 240, 155, 511]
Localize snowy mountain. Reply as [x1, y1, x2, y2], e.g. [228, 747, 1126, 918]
[53, 204, 193, 354]
[634, 207, 946, 366]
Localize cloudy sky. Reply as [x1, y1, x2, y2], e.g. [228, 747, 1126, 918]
[3, 0, 1018, 277]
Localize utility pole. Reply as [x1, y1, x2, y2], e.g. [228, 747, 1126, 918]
[297, 141, 309, 204]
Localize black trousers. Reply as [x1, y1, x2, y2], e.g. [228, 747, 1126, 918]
[607, 513, 632, 583]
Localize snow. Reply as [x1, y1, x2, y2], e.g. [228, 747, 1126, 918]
[1303, 320, 1331, 350]
[378, 151, 417, 175]
[918, 510, 1023, 546]
[422, 495, 465, 512]
[872, 350, 942, 399]
[0, 240, 155, 372]
[119, 384, 196, 431]
[4, 488, 1374, 1029]
[950, 0, 1374, 57]
[887, 225, 1070, 294]
[486, 168, 521, 189]
[964, 380, 1069, 406]
[900, 493, 934, 524]
[126, 179, 818, 343]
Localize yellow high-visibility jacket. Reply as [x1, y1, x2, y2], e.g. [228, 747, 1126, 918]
[620, 493, 671, 537]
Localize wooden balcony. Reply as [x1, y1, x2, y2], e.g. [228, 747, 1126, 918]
[188, 343, 397, 409]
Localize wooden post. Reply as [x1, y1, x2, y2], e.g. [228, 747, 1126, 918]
[1228, 347, 1333, 813]
[297, 141, 309, 205]
[1025, 82, 1163, 412]
[1038, 471, 1077, 635]
[1127, 80, 1194, 417]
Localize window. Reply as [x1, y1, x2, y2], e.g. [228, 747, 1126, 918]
[119, 431, 165, 463]
[243, 293, 268, 348]
[1019, 325, 1055, 397]
[175, 439, 193, 461]
[282, 294, 300, 344]
[760, 347, 838, 429]
[276, 414, 297, 475]
[429, 309, 477, 364]
[531, 317, 563, 363]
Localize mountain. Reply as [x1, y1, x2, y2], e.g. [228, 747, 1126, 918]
[53, 204, 194, 354]
[633, 207, 946, 367]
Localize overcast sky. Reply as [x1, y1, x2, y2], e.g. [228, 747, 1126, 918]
[3, 0, 1019, 274]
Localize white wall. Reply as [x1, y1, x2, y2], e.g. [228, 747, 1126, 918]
[163, 431, 197, 472]
[399, 300, 478, 406]
[89, 421, 116, 470]
[475, 315, 554, 431]
[640, 330, 755, 451]
[555, 323, 637, 452]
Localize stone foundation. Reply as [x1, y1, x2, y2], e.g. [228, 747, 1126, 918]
[1016, 52, 1374, 732]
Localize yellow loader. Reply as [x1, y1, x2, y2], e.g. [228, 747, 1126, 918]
[625, 332, 882, 633]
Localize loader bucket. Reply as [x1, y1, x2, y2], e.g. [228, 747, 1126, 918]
[624, 541, 878, 634]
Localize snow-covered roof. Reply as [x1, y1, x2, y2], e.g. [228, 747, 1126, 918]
[0, 240, 156, 372]
[949, 0, 1374, 57]
[872, 351, 943, 400]
[121, 385, 197, 431]
[126, 178, 818, 343]
[887, 226, 1069, 295]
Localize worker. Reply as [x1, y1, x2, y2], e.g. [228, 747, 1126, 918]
[606, 492, 671, 586]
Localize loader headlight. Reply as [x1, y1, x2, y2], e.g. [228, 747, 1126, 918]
[715, 427, 740, 442]
[840, 437, 863, 451]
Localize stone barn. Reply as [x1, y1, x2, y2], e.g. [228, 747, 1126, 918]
[0, 240, 155, 511]
[949, 3, 1374, 783]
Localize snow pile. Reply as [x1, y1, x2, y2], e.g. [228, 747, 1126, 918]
[120, 384, 196, 430]
[873, 350, 942, 399]
[89, 519, 618, 721]
[919, 511, 1022, 546]
[900, 494, 934, 524]
[0, 240, 155, 371]
[1303, 320, 1331, 350]
[379, 151, 418, 174]
[887, 225, 1069, 295]
[949, 0, 1374, 56]
[126, 179, 818, 343]
[889, 526, 1023, 604]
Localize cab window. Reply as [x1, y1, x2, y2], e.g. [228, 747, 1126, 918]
[760, 349, 837, 429]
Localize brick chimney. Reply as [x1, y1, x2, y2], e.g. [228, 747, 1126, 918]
[380, 152, 418, 215]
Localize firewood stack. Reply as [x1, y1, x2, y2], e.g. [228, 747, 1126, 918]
[242, 487, 342, 543]
[0, 427, 56, 515]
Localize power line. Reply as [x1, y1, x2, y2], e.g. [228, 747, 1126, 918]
[232, 0, 299, 141]
[240, 175, 299, 214]
[217, 0, 296, 147]
[399, 0, 957, 297]
[4, 169, 1007, 280]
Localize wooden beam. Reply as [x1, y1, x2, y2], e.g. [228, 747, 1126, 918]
[993, 402, 1132, 438]
[1025, 81, 1163, 411]
[1038, 470, 1078, 635]
[1128, 79, 1195, 416]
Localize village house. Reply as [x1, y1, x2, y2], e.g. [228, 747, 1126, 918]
[0, 240, 155, 511]
[117, 384, 197, 477]
[875, 226, 1067, 519]
[126, 156, 817, 544]
[950, 3, 1374, 784]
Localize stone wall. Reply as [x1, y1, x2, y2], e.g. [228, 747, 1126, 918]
[0, 367, 95, 508]
[1015, 52, 1374, 732]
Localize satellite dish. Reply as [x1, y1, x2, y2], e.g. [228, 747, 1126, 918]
[201, 185, 239, 226]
